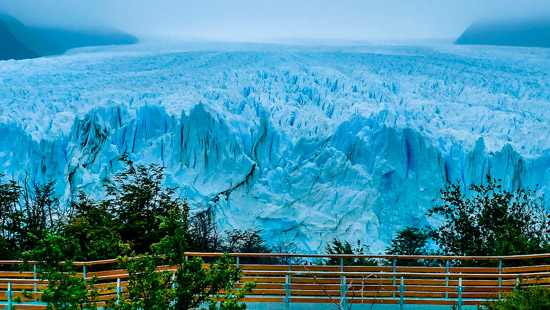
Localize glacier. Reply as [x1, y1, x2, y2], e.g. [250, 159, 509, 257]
[1, 42, 550, 253]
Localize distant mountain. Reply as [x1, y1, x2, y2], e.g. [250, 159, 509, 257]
[31, 27, 138, 52]
[0, 18, 38, 60]
[0, 14, 138, 60]
[456, 18, 550, 48]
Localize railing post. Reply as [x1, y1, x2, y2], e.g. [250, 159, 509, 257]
[116, 278, 122, 302]
[445, 261, 449, 299]
[340, 275, 348, 308]
[498, 260, 502, 299]
[283, 274, 291, 308]
[82, 265, 87, 280]
[7, 282, 13, 309]
[340, 257, 347, 308]
[236, 256, 240, 267]
[393, 258, 397, 298]
[34, 264, 38, 302]
[456, 278, 463, 310]
[170, 273, 177, 307]
[398, 276, 405, 310]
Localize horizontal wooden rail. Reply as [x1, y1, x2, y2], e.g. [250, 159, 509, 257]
[184, 251, 550, 261]
[2, 251, 550, 266]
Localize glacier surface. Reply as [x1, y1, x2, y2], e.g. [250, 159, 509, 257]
[1, 42, 550, 252]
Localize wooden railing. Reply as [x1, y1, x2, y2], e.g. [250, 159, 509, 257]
[1, 252, 550, 309]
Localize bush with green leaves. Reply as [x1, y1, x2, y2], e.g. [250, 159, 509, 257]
[109, 253, 254, 310]
[103, 154, 179, 254]
[428, 177, 550, 265]
[386, 226, 429, 266]
[21, 233, 98, 310]
[481, 284, 550, 310]
[157, 200, 255, 310]
[64, 192, 121, 261]
[386, 226, 428, 256]
[0, 174, 22, 259]
[324, 238, 377, 266]
[107, 184, 254, 310]
[0, 175, 62, 259]
[223, 229, 271, 264]
[107, 251, 172, 310]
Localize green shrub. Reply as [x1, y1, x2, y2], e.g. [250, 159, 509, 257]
[324, 238, 377, 266]
[481, 285, 550, 310]
[22, 233, 98, 310]
[429, 177, 550, 265]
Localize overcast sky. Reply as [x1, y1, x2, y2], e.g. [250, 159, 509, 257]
[1, 0, 549, 42]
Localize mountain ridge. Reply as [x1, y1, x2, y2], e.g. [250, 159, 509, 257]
[456, 17, 550, 48]
[0, 14, 138, 60]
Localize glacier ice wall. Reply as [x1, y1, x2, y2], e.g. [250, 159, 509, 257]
[1, 43, 550, 252]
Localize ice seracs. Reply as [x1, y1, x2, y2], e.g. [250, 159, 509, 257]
[1, 43, 549, 252]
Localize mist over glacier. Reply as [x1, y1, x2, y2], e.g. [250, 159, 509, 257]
[1, 43, 550, 252]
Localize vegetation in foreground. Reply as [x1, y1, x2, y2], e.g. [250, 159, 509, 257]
[481, 284, 550, 310]
[2, 156, 257, 309]
[2, 155, 550, 308]
[385, 176, 550, 267]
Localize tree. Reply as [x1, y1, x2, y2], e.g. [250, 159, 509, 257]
[428, 177, 550, 265]
[0, 175, 22, 259]
[386, 227, 429, 266]
[189, 207, 222, 252]
[108, 250, 172, 310]
[153, 202, 254, 310]
[168, 254, 254, 310]
[324, 238, 377, 266]
[272, 234, 305, 265]
[20, 179, 60, 252]
[103, 155, 178, 254]
[223, 229, 271, 264]
[21, 233, 98, 310]
[386, 227, 428, 256]
[63, 192, 121, 260]
[109, 200, 254, 310]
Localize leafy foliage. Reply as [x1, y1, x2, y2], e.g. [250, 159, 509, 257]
[189, 207, 222, 252]
[224, 229, 271, 264]
[272, 234, 305, 265]
[481, 284, 550, 310]
[168, 254, 254, 310]
[103, 154, 177, 254]
[103, 157, 254, 310]
[64, 192, 120, 260]
[153, 199, 254, 309]
[22, 233, 98, 310]
[0, 175, 62, 259]
[5, 156, 255, 309]
[107, 251, 172, 310]
[0, 175, 22, 259]
[386, 226, 429, 266]
[386, 227, 428, 256]
[324, 238, 377, 266]
[428, 177, 550, 263]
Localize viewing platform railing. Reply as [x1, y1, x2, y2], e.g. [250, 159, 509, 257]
[1, 252, 550, 309]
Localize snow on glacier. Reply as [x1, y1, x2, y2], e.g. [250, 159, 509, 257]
[1, 42, 550, 252]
